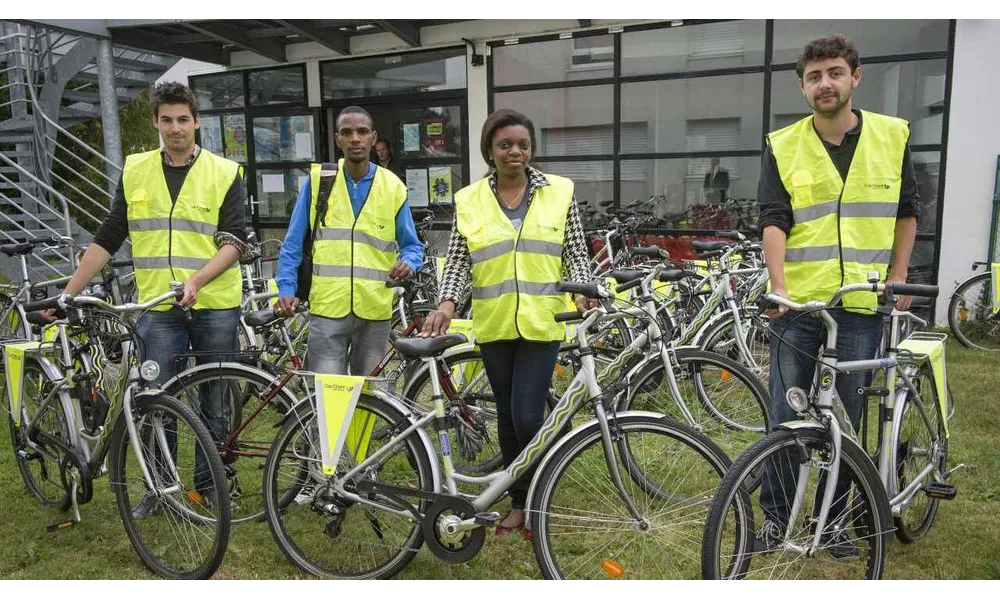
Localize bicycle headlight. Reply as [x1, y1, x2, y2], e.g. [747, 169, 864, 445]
[785, 386, 809, 414]
[140, 360, 160, 383]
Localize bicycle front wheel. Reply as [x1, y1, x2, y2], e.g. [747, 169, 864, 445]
[702, 428, 890, 580]
[262, 393, 434, 579]
[108, 393, 231, 579]
[531, 414, 731, 579]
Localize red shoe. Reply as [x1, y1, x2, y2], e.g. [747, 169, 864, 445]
[495, 523, 522, 537]
[495, 511, 526, 537]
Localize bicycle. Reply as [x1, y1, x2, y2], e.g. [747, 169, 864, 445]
[701, 278, 956, 580]
[260, 280, 733, 579]
[5, 285, 231, 579]
[947, 261, 1000, 351]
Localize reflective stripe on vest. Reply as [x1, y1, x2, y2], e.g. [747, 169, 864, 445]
[768, 110, 908, 312]
[308, 160, 406, 321]
[122, 148, 241, 310]
[455, 174, 574, 343]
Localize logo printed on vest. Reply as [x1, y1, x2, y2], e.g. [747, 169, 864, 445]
[864, 183, 892, 190]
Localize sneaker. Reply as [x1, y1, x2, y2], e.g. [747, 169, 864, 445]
[822, 528, 861, 561]
[753, 518, 783, 554]
[131, 492, 160, 519]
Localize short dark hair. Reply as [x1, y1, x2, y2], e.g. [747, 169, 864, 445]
[336, 105, 373, 130]
[480, 108, 537, 167]
[151, 81, 198, 118]
[796, 35, 860, 79]
[375, 136, 390, 148]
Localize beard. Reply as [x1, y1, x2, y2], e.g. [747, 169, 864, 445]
[808, 89, 851, 118]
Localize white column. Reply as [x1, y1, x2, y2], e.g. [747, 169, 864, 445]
[935, 20, 1000, 324]
[466, 42, 490, 182]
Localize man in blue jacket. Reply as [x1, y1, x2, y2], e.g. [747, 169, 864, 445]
[275, 106, 423, 375]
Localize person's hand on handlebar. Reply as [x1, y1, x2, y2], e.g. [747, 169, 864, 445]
[886, 270, 912, 312]
[574, 293, 600, 313]
[763, 287, 789, 319]
[388, 260, 414, 280]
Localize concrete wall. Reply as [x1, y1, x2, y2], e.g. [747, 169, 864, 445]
[935, 19, 1000, 324]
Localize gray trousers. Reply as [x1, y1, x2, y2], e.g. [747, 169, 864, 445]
[307, 313, 393, 376]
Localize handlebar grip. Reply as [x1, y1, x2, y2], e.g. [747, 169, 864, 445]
[24, 296, 63, 312]
[385, 278, 413, 290]
[110, 258, 133, 268]
[756, 297, 780, 313]
[554, 311, 584, 323]
[886, 283, 939, 298]
[713, 231, 742, 240]
[556, 281, 604, 299]
[615, 278, 643, 294]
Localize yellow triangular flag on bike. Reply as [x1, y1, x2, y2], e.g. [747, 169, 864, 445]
[314, 374, 376, 475]
[3, 341, 41, 427]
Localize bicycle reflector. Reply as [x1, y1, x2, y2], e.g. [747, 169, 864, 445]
[786, 386, 809, 414]
[600, 558, 624, 578]
[140, 360, 160, 382]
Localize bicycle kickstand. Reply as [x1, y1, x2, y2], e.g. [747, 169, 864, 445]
[46, 473, 83, 533]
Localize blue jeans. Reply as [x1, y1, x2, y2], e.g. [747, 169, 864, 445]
[136, 307, 240, 492]
[759, 309, 883, 526]
[479, 339, 561, 509]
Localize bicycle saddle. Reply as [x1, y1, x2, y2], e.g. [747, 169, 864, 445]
[245, 308, 279, 328]
[0, 242, 35, 256]
[391, 333, 468, 358]
[657, 269, 698, 282]
[691, 240, 732, 253]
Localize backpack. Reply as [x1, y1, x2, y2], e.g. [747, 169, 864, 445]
[295, 163, 338, 300]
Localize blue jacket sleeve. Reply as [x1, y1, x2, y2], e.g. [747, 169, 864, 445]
[276, 180, 312, 298]
[395, 201, 425, 273]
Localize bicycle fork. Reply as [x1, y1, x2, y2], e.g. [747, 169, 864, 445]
[782, 415, 843, 556]
[592, 399, 647, 525]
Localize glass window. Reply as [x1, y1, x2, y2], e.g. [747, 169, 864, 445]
[912, 150, 941, 238]
[403, 164, 463, 207]
[396, 106, 463, 159]
[256, 168, 308, 221]
[772, 20, 948, 65]
[190, 72, 244, 111]
[770, 60, 946, 143]
[618, 156, 762, 227]
[621, 74, 764, 154]
[252, 115, 316, 163]
[494, 86, 614, 157]
[622, 21, 766, 76]
[321, 47, 466, 100]
[248, 66, 306, 106]
[908, 240, 937, 282]
[533, 160, 614, 209]
[493, 35, 614, 86]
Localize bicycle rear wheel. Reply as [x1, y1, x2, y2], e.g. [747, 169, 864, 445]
[948, 272, 1000, 351]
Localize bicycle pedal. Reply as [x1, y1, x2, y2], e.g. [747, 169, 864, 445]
[474, 511, 501, 526]
[45, 519, 79, 533]
[924, 481, 957, 500]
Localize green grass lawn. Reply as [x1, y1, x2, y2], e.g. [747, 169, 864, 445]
[1, 339, 998, 580]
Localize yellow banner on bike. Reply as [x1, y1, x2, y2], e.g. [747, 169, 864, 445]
[314, 374, 377, 475]
[446, 319, 483, 381]
[991, 263, 999, 315]
[896, 336, 950, 437]
[267, 278, 279, 307]
[3, 341, 41, 426]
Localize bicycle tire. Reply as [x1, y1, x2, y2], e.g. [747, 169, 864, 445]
[697, 309, 770, 385]
[948, 271, 1000, 351]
